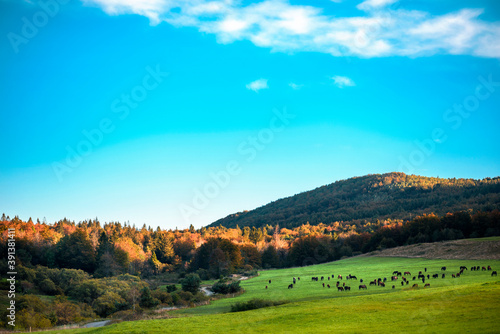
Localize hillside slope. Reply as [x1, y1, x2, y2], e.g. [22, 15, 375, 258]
[363, 237, 500, 260]
[209, 172, 500, 229]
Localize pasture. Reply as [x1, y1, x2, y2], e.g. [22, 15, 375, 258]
[44, 256, 500, 333]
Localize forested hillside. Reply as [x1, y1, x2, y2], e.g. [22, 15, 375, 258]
[210, 172, 500, 229]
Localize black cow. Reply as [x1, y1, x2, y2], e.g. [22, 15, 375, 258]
[359, 284, 367, 290]
[492, 271, 497, 276]
[288, 284, 293, 289]
[441, 267, 446, 271]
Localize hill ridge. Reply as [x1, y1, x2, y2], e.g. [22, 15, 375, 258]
[208, 172, 500, 229]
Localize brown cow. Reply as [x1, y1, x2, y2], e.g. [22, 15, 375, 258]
[359, 284, 367, 290]
[265, 286, 268, 289]
[412, 284, 418, 288]
[338, 287, 344, 292]
[424, 283, 430, 288]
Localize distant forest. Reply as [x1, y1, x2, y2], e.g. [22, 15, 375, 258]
[210, 172, 500, 229]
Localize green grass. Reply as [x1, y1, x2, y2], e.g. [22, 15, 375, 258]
[40, 256, 500, 333]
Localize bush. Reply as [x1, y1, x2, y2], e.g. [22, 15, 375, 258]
[166, 284, 177, 293]
[211, 280, 242, 294]
[180, 273, 201, 294]
[152, 289, 172, 305]
[230, 299, 288, 312]
[139, 287, 160, 309]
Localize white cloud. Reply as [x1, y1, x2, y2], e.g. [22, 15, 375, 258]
[357, 0, 398, 11]
[83, 0, 500, 58]
[246, 78, 269, 92]
[332, 76, 355, 88]
[289, 82, 304, 90]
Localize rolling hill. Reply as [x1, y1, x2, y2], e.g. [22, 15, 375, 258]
[209, 172, 500, 229]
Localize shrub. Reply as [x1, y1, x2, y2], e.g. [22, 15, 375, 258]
[166, 284, 177, 293]
[139, 287, 160, 309]
[230, 299, 288, 312]
[211, 280, 242, 294]
[180, 273, 201, 294]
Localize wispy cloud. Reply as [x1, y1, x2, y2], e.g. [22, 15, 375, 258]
[289, 82, 304, 90]
[357, 0, 398, 11]
[332, 76, 355, 88]
[83, 0, 500, 58]
[246, 78, 269, 92]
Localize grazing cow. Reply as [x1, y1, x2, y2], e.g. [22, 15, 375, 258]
[422, 277, 425, 284]
[488, 266, 492, 271]
[383, 277, 387, 282]
[379, 282, 385, 287]
[425, 268, 427, 272]
[412, 284, 418, 288]
[293, 278, 296, 284]
[328, 277, 330, 281]
[460, 266, 467, 271]
[338, 287, 344, 292]
[442, 274, 445, 279]
[336, 281, 340, 287]
[452, 274, 456, 278]
[312, 277, 318, 282]
[327, 284, 331, 288]
[441, 267, 446, 271]
[345, 286, 351, 291]
[402, 277, 407, 282]
[269, 280, 272, 284]
[338, 275, 342, 280]
[427, 275, 430, 279]
[404, 271, 411, 276]
[392, 285, 395, 289]
[359, 284, 367, 290]
[288, 284, 293, 289]
[360, 279, 363, 283]
[298, 277, 300, 281]
[397, 272, 402, 277]
[343, 282, 346, 287]
[413, 276, 416, 281]
[433, 274, 438, 279]
[492, 271, 497, 277]
[323, 283, 325, 288]
[482, 267, 487, 271]
[406, 281, 409, 285]
[401, 281, 404, 286]
[265, 286, 268, 289]
[419, 271, 422, 275]
[393, 271, 399, 275]
[321, 276, 324, 281]
[370, 281, 376, 286]
[424, 283, 430, 288]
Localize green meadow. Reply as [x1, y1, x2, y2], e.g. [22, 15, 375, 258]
[42, 254, 500, 334]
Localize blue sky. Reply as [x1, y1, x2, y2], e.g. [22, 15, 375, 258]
[1, 0, 499, 229]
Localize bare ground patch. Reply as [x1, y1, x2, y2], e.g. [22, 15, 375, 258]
[361, 238, 500, 260]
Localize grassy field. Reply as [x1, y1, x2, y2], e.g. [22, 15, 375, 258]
[42, 255, 500, 333]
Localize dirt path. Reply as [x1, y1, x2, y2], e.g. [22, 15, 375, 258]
[361, 238, 500, 260]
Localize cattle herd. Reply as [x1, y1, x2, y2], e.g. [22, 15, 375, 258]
[266, 264, 497, 292]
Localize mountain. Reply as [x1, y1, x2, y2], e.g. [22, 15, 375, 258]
[209, 172, 500, 229]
